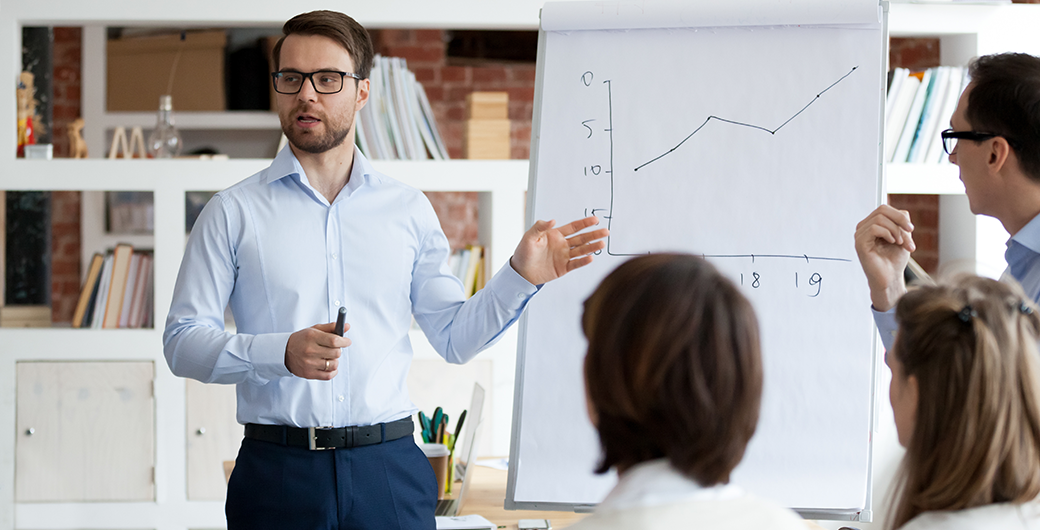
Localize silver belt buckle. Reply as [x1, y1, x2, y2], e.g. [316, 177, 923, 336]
[308, 426, 334, 450]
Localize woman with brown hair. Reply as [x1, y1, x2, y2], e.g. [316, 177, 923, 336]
[887, 275, 1040, 529]
[569, 253, 804, 530]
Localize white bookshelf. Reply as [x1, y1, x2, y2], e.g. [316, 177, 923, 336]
[99, 111, 281, 130]
[1, 3, 536, 529]
[886, 163, 962, 195]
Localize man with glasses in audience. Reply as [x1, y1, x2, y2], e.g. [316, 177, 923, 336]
[855, 52, 1040, 351]
[163, 10, 607, 530]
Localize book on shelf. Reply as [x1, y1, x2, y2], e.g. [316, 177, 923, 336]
[117, 252, 141, 328]
[72, 252, 104, 328]
[390, 57, 422, 160]
[127, 253, 153, 329]
[360, 58, 393, 158]
[91, 253, 113, 328]
[102, 243, 134, 328]
[884, 67, 906, 125]
[924, 67, 967, 163]
[472, 251, 487, 295]
[907, 66, 949, 163]
[379, 57, 407, 158]
[76, 246, 155, 329]
[448, 245, 487, 299]
[886, 66, 967, 164]
[416, 76, 450, 159]
[893, 68, 933, 164]
[355, 54, 449, 161]
[0, 305, 51, 327]
[355, 115, 371, 159]
[462, 245, 483, 297]
[884, 69, 918, 163]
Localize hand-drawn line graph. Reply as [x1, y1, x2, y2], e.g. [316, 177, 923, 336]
[583, 67, 857, 274]
[634, 66, 858, 172]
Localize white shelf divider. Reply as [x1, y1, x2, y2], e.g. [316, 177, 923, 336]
[886, 163, 964, 195]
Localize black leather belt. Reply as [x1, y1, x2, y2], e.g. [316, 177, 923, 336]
[244, 417, 414, 450]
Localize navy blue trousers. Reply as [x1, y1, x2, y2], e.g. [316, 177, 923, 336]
[226, 435, 437, 530]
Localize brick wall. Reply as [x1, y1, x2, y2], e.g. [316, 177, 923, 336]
[371, 29, 536, 250]
[887, 194, 939, 274]
[50, 191, 81, 323]
[50, 28, 83, 324]
[52, 27, 82, 159]
[371, 29, 536, 160]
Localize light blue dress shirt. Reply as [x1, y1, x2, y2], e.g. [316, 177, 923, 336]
[164, 145, 538, 428]
[873, 212, 1040, 351]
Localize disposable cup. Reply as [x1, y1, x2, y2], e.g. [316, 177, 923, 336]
[420, 443, 450, 499]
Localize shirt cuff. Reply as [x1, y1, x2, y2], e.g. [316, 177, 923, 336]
[872, 305, 897, 352]
[250, 331, 294, 382]
[484, 260, 540, 309]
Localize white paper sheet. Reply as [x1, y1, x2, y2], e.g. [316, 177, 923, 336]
[513, 2, 884, 514]
[435, 514, 495, 530]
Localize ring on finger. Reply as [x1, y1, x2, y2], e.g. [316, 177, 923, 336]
[325, 359, 330, 372]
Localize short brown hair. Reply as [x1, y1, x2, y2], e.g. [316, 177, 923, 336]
[889, 276, 1040, 529]
[582, 253, 762, 485]
[272, 10, 374, 80]
[966, 53, 1040, 181]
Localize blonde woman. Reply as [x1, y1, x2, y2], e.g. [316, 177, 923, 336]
[887, 276, 1040, 529]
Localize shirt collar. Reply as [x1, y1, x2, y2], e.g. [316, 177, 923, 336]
[595, 459, 744, 513]
[263, 144, 372, 203]
[1010, 211, 1040, 255]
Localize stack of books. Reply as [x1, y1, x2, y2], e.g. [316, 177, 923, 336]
[449, 244, 486, 299]
[885, 66, 969, 164]
[72, 243, 154, 329]
[356, 55, 450, 160]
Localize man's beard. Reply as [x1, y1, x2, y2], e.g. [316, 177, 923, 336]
[281, 107, 353, 154]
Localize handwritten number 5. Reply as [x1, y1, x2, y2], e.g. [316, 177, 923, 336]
[582, 120, 595, 139]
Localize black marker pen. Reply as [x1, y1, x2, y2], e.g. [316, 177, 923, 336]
[334, 306, 347, 337]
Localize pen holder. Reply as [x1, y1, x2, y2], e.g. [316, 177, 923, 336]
[420, 443, 450, 500]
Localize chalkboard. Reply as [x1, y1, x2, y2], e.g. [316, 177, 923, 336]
[5, 191, 51, 306]
[508, 0, 886, 521]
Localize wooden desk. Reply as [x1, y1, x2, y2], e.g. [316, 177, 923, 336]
[455, 464, 828, 530]
[456, 465, 588, 529]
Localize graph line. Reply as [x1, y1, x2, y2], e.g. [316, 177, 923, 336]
[634, 66, 858, 172]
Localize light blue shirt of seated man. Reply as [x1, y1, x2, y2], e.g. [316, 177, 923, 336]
[163, 145, 538, 428]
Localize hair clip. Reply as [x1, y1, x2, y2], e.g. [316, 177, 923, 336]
[1021, 302, 1034, 315]
[958, 305, 977, 323]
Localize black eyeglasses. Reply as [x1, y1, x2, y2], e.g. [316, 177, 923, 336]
[940, 128, 1017, 155]
[271, 70, 362, 95]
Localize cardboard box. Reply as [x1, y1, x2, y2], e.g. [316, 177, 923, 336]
[107, 30, 227, 112]
[464, 119, 511, 159]
[466, 92, 508, 120]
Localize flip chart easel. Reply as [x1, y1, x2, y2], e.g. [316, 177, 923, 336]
[507, 0, 889, 522]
